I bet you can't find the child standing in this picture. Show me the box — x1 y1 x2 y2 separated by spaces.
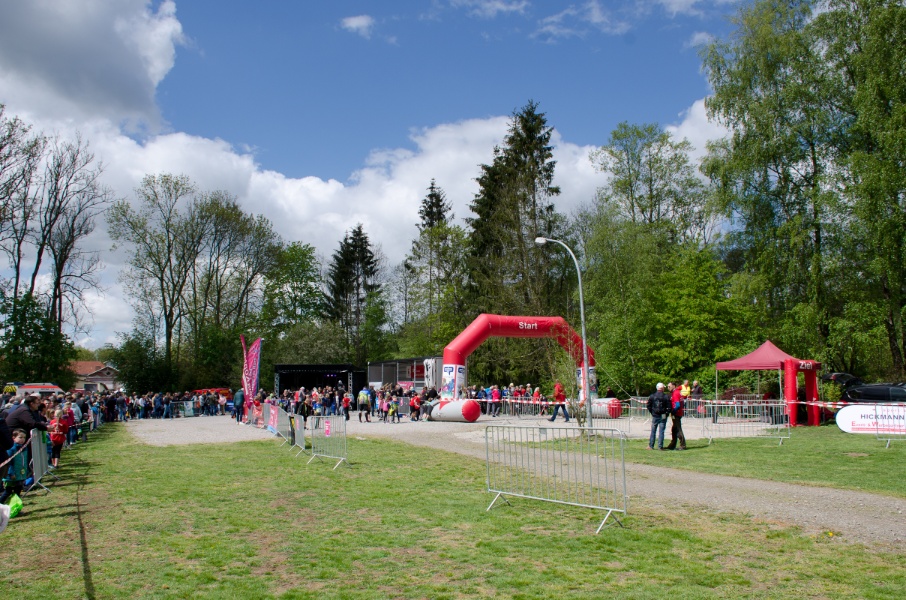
48 410 68 468
380 394 389 423
1 429 29 506
389 395 400 423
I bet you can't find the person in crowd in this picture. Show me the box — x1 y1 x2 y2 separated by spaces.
0 403 13 453
62 402 76 447
379 393 389 423
488 385 501 417
48 410 68 468
357 387 371 423
389 394 400 423
342 391 351 421
5 394 48 434
1 429 29 507
233 387 245 423
647 383 671 450
549 381 569 422
409 393 421 422
368 385 378 418
666 382 687 451
691 380 703 399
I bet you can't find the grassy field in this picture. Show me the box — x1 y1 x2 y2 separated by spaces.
623 424 906 498
2 424 904 599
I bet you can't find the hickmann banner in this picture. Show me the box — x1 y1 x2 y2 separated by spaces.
240 335 262 399
836 404 906 435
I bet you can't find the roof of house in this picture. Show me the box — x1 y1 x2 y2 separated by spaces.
71 361 118 377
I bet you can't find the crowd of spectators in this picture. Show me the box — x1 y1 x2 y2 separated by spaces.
233 380 575 426
1 390 110 516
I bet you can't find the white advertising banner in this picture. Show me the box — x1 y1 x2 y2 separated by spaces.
836 404 906 435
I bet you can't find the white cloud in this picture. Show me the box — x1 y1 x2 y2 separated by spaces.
652 0 741 18
664 98 728 162
0 0 183 129
340 15 376 39
535 1 631 41
685 31 714 48
655 0 704 17
451 0 530 19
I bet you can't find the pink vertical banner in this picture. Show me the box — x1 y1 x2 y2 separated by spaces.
268 406 279 430
240 336 262 400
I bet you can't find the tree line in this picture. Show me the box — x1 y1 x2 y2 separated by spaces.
3 0 904 398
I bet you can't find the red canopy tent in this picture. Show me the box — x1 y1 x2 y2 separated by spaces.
716 340 798 371
715 341 822 426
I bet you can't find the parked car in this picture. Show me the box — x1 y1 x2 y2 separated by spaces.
841 383 906 403
821 372 864 389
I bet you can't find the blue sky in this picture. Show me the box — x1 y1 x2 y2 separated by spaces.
0 0 737 347
160 1 732 180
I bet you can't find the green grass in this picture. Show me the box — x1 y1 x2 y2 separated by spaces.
623 424 906 498
2 424 904 599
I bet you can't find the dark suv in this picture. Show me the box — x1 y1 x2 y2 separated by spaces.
821 372 863 388
841 383 906 403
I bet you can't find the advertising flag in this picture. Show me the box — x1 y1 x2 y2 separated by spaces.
241 335 262 399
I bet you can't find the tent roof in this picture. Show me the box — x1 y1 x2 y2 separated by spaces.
716 340 800 371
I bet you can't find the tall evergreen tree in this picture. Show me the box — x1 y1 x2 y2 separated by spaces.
418 179 452 231
466 100 573 384
395 180 469 356
324 224 382 365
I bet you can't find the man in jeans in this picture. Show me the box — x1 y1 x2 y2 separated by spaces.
647 383 670 450
665 382 687 451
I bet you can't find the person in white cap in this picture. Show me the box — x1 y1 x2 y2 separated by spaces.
646 383 671 450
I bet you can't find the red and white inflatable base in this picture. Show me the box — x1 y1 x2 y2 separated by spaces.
428 399 481 423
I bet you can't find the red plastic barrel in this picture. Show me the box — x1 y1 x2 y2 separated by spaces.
608 398 622 418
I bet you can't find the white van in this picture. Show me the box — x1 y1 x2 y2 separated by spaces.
3 382 65 396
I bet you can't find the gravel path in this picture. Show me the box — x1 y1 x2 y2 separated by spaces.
127 414 906 547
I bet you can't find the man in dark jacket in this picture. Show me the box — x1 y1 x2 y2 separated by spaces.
5 394 48 435
646 383 670 450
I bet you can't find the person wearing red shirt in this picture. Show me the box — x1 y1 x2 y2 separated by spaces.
666 382 686 450
548 381 569 422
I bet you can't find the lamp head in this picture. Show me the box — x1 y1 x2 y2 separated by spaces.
534 236 547 245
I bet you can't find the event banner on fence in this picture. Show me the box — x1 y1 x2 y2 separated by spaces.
240 335 262 399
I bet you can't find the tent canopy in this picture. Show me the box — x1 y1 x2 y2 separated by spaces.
715 340 800 371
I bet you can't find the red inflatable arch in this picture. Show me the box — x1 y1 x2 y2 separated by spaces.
432 314 596 422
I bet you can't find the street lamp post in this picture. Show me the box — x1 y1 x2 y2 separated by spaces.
534 236 592 429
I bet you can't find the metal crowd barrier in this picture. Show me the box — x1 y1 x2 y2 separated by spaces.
26 429 56 494
485 425 628 533
273 405 293 446
628 397 650 423
872 403 906 448
701 400 789 445
175 401 197 417
291 414 308 456
499 397 549 418
308 415 349 469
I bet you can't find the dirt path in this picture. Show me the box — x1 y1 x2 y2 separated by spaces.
127 415 906 547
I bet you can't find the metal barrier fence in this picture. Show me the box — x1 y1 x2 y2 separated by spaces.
308 415 349 469
273 405 293 446
628 397 650 422
499 398 550 418
872 403 906 448
175 401 198 417
291 414 308 456
26 429 55 494
485 425 627 533
701 400 789 445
